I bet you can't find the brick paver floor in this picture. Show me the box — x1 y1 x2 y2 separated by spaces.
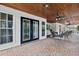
0 33 79 56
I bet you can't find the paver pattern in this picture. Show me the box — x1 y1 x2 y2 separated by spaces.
0 33 79 56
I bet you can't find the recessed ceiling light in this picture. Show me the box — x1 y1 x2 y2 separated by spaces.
45 4 48 8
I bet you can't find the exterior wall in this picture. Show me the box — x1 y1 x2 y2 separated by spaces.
50 23 65 34
0 5 47 50
50 23 56 32
55 23 65 34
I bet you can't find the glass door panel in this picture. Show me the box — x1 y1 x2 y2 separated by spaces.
33 21 39 39
22 19 30 41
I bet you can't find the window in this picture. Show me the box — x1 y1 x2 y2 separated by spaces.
42 22 45 36
47 24 50 30
0 12 13 44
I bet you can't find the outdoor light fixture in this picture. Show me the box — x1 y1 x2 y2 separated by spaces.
45 4 48 8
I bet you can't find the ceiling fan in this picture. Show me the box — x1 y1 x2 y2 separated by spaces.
56 10 65 21
56 10 72 25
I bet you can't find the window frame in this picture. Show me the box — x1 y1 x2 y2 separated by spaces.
42 21 45 36
0 12 13 44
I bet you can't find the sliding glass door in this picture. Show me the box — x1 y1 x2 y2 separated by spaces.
21 17 39 44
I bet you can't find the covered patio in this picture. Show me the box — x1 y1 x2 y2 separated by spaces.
0 4 79 56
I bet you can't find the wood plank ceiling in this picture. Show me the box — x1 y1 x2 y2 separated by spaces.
1 3 79 24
